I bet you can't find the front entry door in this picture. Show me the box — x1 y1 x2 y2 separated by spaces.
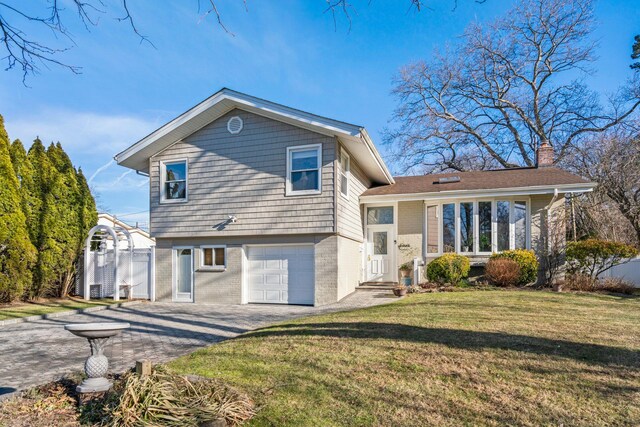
367 225 394 282
174 248 193 302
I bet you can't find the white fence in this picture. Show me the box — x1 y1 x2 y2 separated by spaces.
76 247 155 299
599 257 640 287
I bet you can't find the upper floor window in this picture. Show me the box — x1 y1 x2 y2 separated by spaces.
339 149 350 199
161 160 187 203
286 144 322 196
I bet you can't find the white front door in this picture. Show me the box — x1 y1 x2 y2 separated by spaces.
366 225 395 282
174 248 193 302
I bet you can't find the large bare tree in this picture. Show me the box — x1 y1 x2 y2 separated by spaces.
0 0 423 81
569 127 640 246
386 0 640 173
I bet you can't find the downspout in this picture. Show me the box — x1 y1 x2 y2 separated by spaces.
544 188 560 252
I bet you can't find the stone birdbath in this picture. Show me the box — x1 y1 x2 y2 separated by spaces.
64 322 130 393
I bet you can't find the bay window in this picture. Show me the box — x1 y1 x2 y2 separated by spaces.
442 203 456 253
497 201 510 251
514 201 527 249
459 202 474 253
426 199 529 255
478 201 492 252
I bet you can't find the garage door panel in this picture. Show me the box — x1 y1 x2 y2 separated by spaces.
265 274 281 285
247 245 314 305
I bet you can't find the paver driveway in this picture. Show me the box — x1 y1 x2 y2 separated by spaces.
0 290 394 396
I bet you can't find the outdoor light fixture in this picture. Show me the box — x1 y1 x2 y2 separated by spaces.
228 215 238 223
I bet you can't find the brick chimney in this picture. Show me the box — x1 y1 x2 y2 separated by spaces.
536 141 554 167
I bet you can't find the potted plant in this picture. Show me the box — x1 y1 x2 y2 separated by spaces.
393 284 408 297
399 262 413 286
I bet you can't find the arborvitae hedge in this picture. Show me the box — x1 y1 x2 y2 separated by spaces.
0 116 37 302
0 117 97 302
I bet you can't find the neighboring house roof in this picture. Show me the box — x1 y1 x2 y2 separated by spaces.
98 213 153 240
361 167 595 200
114 88 394 184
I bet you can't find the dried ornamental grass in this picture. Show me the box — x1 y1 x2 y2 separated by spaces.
110 366 254 427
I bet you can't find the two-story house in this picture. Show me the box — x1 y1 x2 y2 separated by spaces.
115 89 594 306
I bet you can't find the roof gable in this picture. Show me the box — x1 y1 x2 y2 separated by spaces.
115 88 393 184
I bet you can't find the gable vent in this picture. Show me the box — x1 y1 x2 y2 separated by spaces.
227 116 243 134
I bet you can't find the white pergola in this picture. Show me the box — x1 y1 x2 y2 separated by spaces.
83 224 135 301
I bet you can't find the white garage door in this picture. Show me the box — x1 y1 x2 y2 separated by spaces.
247 245 314 305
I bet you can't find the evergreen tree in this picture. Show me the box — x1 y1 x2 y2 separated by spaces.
77 168 98 241
10 140 39 237
26 139 57 298
0 116 37 302
46 142 92 296
632 35 640 69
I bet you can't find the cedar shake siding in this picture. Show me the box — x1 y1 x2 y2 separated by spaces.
336 144 371 242
150 109 336 238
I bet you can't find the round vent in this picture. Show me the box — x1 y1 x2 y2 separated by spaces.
227 116 243 134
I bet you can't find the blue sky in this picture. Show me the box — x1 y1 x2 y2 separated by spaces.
1 0 637 228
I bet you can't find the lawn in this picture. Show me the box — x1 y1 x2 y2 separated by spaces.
0 297 122 321
169 291 640 426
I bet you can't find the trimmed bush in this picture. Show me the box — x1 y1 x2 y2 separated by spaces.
485 258 520 287
566 239 638 281
490 249 539 285
426 254 470 285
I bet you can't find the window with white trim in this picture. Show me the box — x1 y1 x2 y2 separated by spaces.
426 199 529 256
339 149 350 199
286 144 322 195
161 160 187 202
200 245 226 270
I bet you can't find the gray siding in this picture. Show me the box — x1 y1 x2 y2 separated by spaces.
150 109 336 238
336 144 371 242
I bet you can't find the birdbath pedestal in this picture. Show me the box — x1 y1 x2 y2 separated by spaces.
64 322 130 393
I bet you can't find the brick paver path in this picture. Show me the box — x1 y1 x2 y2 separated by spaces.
0 290 395 396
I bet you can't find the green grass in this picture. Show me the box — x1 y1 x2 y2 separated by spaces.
0 297 122 321
169 291 640 426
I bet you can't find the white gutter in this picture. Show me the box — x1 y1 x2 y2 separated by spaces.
360 182 595 203
360 129 395 184
544 188 560 252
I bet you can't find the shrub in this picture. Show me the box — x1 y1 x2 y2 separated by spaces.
490 249 539 285
426 254 470 285
565 274 636 295
485 258 521 287
566 239 638 283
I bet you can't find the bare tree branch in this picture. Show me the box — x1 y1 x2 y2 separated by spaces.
1 0 435 82
386 0 640 175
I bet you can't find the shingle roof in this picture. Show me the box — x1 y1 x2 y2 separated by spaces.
361 167 592 197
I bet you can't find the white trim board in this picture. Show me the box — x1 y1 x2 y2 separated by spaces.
360 183 595 203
